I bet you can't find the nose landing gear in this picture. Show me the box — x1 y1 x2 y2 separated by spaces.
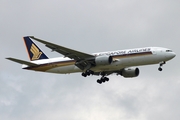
158 61 166 71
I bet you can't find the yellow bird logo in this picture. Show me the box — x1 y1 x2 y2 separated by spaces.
30 44 42 60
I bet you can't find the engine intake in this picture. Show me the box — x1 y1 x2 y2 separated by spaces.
95 55 113 65
121 68 140 78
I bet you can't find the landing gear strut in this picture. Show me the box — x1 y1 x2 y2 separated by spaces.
158 61 166 71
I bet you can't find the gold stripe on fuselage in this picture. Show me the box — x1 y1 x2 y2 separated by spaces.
24 60 75 71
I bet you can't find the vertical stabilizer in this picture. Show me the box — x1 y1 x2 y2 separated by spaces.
23 36 48 61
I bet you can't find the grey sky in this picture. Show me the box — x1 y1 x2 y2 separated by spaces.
1 0 180 120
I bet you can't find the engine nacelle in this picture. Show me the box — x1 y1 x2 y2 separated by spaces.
121 68 140 78
95 55 113 65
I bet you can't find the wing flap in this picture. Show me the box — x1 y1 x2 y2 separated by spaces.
6 57 38 66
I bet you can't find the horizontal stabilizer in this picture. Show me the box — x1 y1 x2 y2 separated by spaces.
6 57 38 66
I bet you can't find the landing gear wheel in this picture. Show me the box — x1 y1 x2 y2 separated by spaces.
86 70 94 76
82 73 87 77
86 72 90 76
96 77 109 84
104 77 109 81
89 70 94 75
97 79 102 84
158 67 162 71
101 78 106 83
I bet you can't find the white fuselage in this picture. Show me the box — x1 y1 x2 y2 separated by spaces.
23 47 176 74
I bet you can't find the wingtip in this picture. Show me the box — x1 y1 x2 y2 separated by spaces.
6 57 17 61
6 57 11 60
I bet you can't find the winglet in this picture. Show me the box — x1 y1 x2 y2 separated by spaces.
23 36 48 61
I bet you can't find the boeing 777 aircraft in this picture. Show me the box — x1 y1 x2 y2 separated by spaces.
7 36 176 84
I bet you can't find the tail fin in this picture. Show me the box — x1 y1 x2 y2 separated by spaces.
23 36 48 61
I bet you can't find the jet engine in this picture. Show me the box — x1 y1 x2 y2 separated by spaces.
121 68 140 78
95 55 113 65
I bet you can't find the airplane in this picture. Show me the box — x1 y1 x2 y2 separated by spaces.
6 36 176 84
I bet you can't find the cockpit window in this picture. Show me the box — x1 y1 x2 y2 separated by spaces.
166 50 173 52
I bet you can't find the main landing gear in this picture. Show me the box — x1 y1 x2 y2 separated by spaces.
158 61 166 71
82 70 110 84
97 77 109 84
96 72 109 84
82 70 94 77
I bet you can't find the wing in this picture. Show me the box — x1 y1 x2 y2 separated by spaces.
30 36 95 70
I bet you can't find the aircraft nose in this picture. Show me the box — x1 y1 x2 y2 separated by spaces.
171 52 176 58
169 52 176 59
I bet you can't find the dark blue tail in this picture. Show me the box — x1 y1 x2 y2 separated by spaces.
23 36 48 61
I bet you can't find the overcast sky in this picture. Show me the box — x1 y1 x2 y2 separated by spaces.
1 0 180 120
